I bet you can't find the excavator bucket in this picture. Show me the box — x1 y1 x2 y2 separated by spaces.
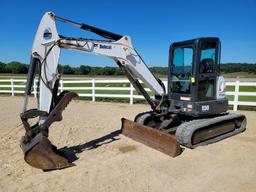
121 118 182 157
20 91 78 171
20 134 74 171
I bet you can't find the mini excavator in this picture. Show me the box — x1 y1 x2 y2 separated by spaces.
20 12 246 171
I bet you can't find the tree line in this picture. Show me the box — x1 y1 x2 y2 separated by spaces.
0 61 256 75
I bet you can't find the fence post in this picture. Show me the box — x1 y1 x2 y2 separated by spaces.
60 80 63 92
233 80 240 111
10 79 14 96
92 79 95 101
33 80 37 98
130 83 133 104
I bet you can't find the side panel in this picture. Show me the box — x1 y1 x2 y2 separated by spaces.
216 76 226 100
169 99 228 117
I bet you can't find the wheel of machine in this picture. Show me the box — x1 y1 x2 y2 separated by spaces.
134 111 161 128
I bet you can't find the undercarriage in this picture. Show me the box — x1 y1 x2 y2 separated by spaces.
131 111 246 149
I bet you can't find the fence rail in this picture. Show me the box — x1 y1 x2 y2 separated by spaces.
0 79 255 111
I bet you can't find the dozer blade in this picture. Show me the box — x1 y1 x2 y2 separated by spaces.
121 118 182 157
20 133 74 171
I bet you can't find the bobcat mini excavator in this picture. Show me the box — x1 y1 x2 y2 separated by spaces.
20 12 246 171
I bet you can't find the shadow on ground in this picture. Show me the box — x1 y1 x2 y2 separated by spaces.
58 129 122 162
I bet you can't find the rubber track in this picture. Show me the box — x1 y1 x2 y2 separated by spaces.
175 113 247 149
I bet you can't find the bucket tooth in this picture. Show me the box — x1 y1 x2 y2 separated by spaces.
121 118 182 157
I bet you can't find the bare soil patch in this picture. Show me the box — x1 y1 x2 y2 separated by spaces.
0 97 255 192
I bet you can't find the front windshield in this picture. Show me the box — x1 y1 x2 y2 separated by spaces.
171 47 193 94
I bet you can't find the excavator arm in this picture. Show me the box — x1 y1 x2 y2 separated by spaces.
20 12 169 171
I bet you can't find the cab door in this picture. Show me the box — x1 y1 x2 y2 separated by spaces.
196 39 220 101
169 44 194 101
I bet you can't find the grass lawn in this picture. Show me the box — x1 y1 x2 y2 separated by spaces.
0 74 255 104
222 72 256 78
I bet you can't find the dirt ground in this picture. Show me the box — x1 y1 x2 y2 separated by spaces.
0 96 255 192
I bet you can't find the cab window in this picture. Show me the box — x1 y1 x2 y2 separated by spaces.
199 42 216 73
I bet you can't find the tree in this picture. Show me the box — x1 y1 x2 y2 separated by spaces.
1 61 256 75
90 67 102 75
150 67 168 76
6 61 28 74
113 68 124 75
0 61 6 73
62 65 75 74
101 67 116 75
59 65 75 74
79 65 91 75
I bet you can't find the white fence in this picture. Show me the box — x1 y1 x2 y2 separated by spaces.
0 79 255 111
226 81 256 111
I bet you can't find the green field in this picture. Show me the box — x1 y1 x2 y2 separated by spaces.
1 72 256 79
1 74 256 105
226 85 256 102
222 72 256 78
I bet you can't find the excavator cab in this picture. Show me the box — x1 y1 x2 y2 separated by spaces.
168 37 228 117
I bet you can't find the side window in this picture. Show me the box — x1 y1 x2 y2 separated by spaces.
199 42 216 73
198 78 215 100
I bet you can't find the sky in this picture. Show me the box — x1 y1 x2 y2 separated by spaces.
0 0 255 67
